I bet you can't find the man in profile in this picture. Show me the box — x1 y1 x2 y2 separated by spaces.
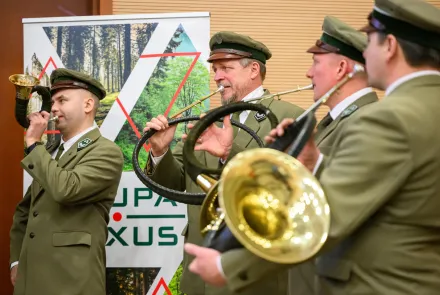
10 68 124 295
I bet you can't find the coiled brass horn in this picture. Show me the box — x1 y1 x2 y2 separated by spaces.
9 74 52 128
132 84 313 205
184 64 365 263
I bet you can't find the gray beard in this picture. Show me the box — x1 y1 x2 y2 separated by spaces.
221 94 237 106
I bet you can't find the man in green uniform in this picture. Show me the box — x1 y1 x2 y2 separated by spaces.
186 0 440 295
289 15 379 295
143 31 304 295
308 15 379 154
9 68 124 295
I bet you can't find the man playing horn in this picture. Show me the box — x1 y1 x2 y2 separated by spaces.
183 16 379 295
242 0 440 294
9 68 124 295
143 31 304 295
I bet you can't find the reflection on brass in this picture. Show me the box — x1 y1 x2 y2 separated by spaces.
195 64 366 264
9 74 40 100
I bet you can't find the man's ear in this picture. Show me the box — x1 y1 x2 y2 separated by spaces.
384 34 399 63
336 58 349 80
250 61 260 80
84 96 94 114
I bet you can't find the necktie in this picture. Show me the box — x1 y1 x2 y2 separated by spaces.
316 113 333 133
55 144 65 161
231 112 241 138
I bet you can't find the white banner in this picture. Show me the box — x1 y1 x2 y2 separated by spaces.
23 12 210 295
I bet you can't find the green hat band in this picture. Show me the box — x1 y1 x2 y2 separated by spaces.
52 76 103 99
321 33 365 64
211 42 267 64
371 10 440 50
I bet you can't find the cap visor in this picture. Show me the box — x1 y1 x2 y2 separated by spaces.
306 45 332 54
359 24 377 33
50 84 82 92
207 52 246 62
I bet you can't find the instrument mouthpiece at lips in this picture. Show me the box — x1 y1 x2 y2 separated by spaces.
353 64 365 73
217 85 225 92
49 116 59 122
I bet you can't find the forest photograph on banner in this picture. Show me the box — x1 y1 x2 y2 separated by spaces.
22 12 210 295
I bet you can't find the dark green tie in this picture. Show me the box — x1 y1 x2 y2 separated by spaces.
231 112 241 138
316 113 333 133
55 144 65 161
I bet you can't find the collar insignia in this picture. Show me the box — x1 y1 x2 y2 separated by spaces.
78 138 92 150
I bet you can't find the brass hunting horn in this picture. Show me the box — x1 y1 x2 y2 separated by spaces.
132 84 313 205
183 64 365 263
9 74 53 128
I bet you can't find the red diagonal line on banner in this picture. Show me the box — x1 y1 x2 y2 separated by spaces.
115 97 148 152
38 56 57 80
140 52 200 58
116 52 201 152
163 52 201 117
152 277 172 295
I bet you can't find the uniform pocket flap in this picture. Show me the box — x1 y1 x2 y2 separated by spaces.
316 256 352 281
53 232 92 247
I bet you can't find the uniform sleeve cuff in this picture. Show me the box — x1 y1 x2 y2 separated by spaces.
10 261 19 269
216 255 226 279
312 153 324 175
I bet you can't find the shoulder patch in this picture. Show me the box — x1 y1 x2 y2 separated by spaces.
77 138 93 150
254 111 267 122
341 105 359 118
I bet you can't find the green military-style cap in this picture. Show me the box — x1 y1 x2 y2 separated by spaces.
308 16 367 64
50 68 107 100
208 31 272 64
360 0 440 50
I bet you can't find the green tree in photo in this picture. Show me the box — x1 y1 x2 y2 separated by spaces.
117 56 209 171
165 264 187 295
106 267 160 295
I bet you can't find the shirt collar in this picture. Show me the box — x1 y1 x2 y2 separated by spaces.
241 86 265 103
330 87 374 120
60 125 97 153
385 70 440 96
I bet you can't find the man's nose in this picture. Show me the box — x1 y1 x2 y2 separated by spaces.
214 71 224 82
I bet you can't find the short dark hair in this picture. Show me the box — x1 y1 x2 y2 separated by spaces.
377 33 440 68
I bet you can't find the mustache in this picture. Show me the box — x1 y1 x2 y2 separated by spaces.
217 83 231 88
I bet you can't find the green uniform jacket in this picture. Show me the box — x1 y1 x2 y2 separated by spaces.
10 128 124 295
219 74 440 295
288 90 378 295
314 91 379 154
146 92 304 295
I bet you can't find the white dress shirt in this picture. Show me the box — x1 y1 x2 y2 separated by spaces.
51 125 97 159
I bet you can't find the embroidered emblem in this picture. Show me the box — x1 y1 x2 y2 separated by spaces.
254 112 267 122
341 105 359 118
77 138 92 150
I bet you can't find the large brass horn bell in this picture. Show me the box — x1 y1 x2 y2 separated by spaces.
9 74 40 99
200 148 329 263
190 64 365 263
9 74 52 129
